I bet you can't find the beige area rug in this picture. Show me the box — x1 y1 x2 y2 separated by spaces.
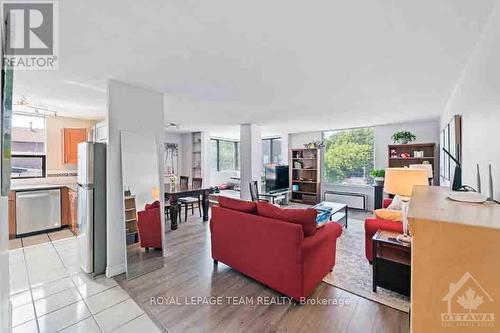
322 219 410 313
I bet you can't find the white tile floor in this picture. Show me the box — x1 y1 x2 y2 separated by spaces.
9 236 162 332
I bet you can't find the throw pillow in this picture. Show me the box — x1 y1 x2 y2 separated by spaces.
256 201 317 236
374 208 403 222
387 195 403 210
217 196 257 214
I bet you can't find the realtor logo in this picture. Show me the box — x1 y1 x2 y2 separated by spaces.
1 1 59 69
441 272 495 328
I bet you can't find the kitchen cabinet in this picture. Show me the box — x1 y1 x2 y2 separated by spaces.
63 128 87 164
8 191 16 239
68 188 78 234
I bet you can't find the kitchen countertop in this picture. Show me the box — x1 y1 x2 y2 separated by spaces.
11 184 78 192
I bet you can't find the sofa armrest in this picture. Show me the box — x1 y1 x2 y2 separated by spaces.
383 198 393 208
300 222 342 297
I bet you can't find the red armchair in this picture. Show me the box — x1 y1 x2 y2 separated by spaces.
210 198 342 300
364 198 403 262
137 201 163 249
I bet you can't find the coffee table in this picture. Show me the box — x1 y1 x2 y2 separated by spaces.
372 230 411 296
313 201 348 228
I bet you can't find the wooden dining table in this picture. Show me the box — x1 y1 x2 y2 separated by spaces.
165 184 211 230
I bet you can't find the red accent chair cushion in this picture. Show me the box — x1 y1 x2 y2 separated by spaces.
145 200 160 210
256 201 317 236
210 205 342 300
364 198 403 262
137 205 162 249
218 195 257 214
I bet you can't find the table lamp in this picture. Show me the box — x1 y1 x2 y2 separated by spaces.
409 164 433 185
384 168 429 243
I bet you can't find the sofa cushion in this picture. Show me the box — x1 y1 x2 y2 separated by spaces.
374 208 402 222
145 201 160 210
218 196 257 214
256 201 317 236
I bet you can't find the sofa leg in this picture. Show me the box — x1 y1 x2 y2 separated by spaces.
213 259 218 265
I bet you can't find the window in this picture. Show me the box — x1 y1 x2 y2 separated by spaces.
11 114 47 179
211 138 239 172
323 127 374 185
262 137 282 166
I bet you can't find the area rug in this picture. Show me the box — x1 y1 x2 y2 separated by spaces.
322 219 410 313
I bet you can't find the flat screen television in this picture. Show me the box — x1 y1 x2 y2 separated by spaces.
265 164 289 193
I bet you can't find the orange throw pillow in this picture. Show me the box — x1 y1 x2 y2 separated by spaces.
374 209 403 222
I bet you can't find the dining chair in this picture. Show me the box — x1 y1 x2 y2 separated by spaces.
249 181 275 203
179 177 203 221
179 176 189 188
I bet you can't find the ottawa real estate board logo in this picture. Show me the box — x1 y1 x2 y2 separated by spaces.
2 1 59 69
441 272 495 328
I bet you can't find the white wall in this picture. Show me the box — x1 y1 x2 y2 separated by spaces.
0 197 9 333
164 131 183 178
180 133 192 178
374 119 440 169
240 124 262 199
441 0 500 199
106 80 165 277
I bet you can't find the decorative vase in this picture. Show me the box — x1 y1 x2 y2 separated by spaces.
374 177 385 186
400 139 409 144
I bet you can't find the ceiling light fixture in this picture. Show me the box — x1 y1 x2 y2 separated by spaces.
165 122 180 130
14 97 58 117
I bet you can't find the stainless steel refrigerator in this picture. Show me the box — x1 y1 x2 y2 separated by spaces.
77 142 106 276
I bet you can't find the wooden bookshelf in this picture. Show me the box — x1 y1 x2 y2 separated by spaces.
388 143 438 185
289 148 320 204
124 195 138 245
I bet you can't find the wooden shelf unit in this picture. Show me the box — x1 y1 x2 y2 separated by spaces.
388 143 438 185
289 148 321 204
124 195 138 245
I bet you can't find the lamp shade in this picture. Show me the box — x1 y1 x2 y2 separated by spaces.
384 168 429 197
409 164 433 179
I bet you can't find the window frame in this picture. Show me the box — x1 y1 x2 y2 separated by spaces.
262 137 281 165
321 127 375 187
211 138 239 172
11 154 47 179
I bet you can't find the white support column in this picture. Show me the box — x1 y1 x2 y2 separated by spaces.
279 133 289 164
240 124 262 200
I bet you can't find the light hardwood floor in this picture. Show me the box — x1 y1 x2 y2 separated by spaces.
116 210 409 333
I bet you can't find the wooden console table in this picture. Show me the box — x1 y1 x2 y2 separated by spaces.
408 186 500 333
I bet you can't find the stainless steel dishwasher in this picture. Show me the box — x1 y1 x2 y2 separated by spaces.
16 189 62 235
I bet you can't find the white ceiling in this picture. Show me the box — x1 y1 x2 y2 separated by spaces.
13 0 496 134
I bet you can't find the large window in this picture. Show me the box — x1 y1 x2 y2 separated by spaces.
211 139 239 172
262 137 282 165
11 114 46 179
323 127 374 185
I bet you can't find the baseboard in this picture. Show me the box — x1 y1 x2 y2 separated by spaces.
106 263 126 277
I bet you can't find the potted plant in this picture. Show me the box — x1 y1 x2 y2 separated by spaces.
370 169 385 186
391 131 416 144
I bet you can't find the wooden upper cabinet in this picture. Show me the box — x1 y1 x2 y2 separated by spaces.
63 128 87 164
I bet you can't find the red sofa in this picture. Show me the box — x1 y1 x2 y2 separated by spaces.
210 197 342 301
137 201 163 249
364 198 403 262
